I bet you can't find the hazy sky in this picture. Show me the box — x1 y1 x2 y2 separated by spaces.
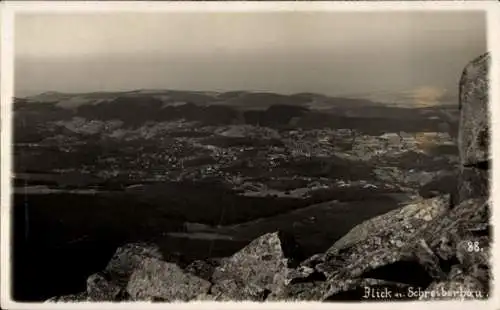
15 11 486 100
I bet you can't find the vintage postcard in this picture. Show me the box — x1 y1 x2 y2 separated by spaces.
1 1 499 310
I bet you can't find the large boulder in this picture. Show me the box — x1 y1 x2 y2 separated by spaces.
279 194 489 301
458 52 490 166
328 195 450 255
457 52 490 203
312 196 450 300
103 242 163 287
126 257 211 301
210 230 303 301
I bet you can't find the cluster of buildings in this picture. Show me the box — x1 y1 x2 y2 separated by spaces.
24 119 456 189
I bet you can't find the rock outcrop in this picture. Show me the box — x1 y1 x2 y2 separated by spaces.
210 230 303 301
46 53 491 302
424 52 491 299
104 242 164 288
457 52 490 203
126 257 212 301
458 53 490 167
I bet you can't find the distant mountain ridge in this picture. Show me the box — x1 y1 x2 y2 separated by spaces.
17 88 457 110
19 89 380 103
13 88 460 144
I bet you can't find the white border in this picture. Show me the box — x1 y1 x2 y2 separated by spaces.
1 2 499 310
1 3 15 310
1 0 500 12
489 4 500 310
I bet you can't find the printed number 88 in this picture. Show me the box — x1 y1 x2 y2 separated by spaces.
467 241 482 252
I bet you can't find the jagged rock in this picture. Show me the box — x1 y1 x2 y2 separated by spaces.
313 196 489 301
126 257 211 301
329 195 450 255
86 272 123 301
317 195 450 279
104 242 163 287
458 52 490 167
210 230 303 301
415 197 490 293
457 52 490 203
273 196 449 300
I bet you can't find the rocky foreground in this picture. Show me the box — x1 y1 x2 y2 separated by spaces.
47 53 491 302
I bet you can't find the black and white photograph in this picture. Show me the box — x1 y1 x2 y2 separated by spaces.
1 2 498 307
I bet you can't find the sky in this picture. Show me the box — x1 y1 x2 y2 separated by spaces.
14 11 487 104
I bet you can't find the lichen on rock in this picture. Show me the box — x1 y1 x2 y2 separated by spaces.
458 52 490 167
210 230 303 301
104 242 164 287
126 257 211 301
457 52 491 203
